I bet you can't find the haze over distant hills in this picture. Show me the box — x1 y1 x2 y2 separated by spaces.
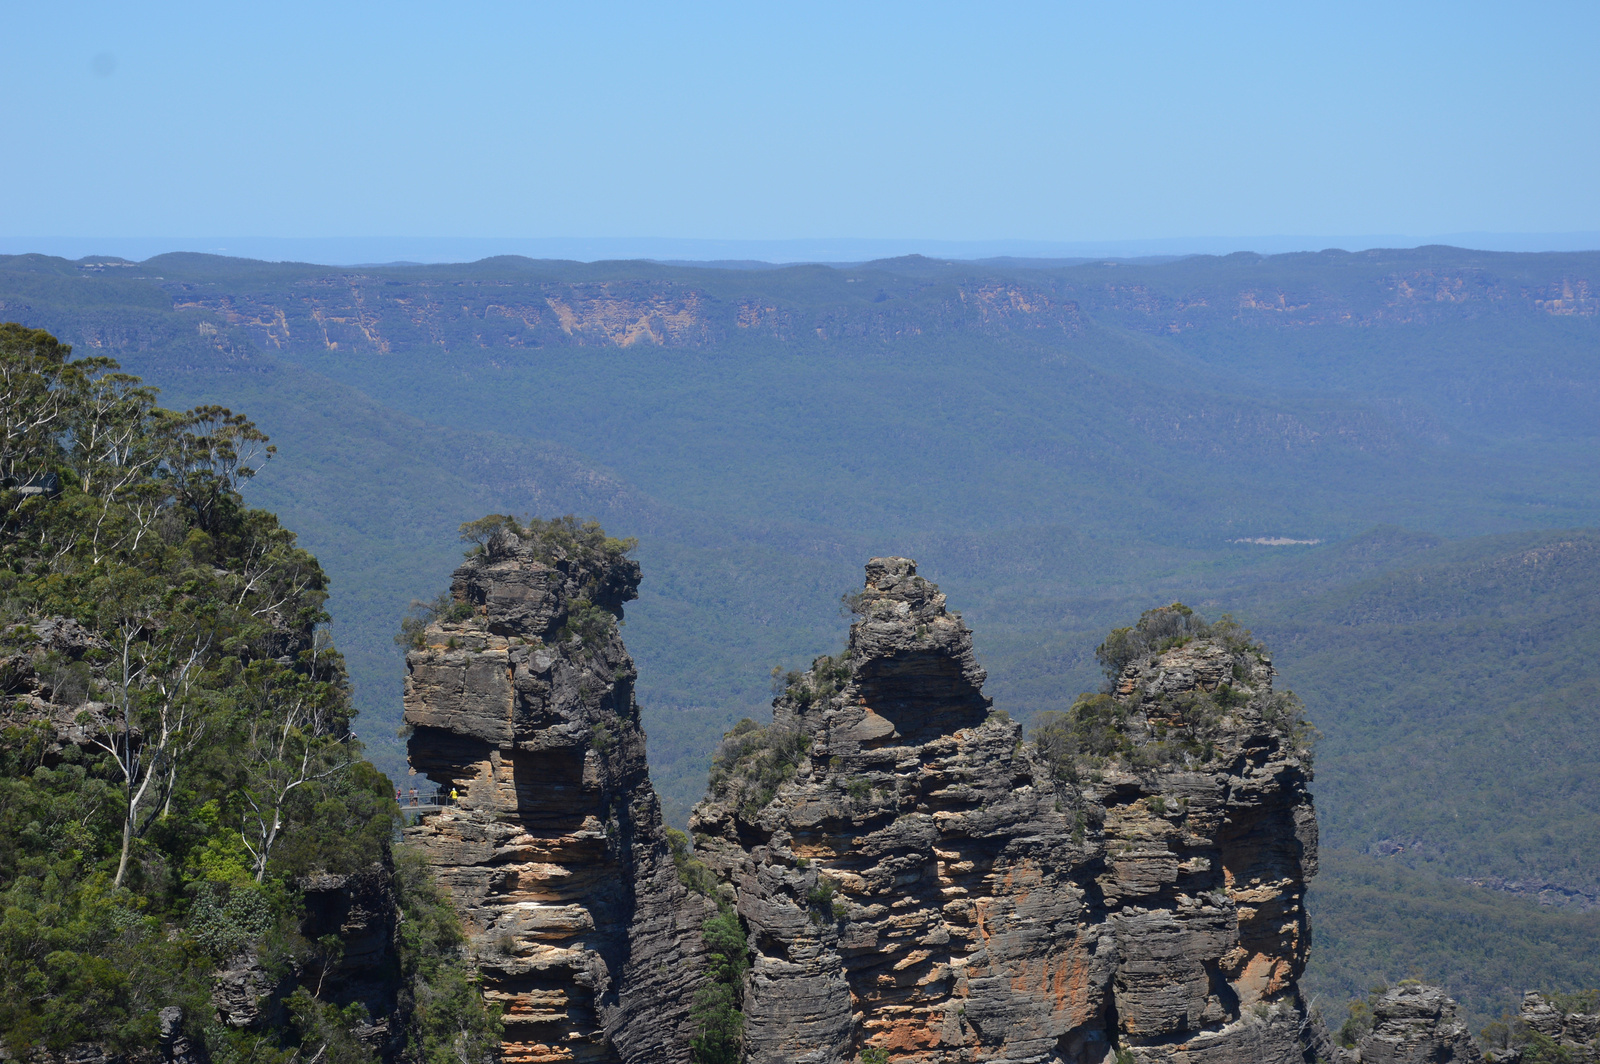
2 244 1598 1022
5 231 1599 266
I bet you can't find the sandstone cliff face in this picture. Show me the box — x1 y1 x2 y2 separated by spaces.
689 558 1320 1064
402 528 710 1064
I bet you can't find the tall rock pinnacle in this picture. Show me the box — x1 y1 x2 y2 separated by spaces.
402 522 711 1064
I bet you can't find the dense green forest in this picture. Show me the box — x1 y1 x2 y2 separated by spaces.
3 247 1598 1025
0 325 498 1062
1308 848 1600 1031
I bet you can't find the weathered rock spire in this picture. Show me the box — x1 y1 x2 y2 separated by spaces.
403 522 711 1064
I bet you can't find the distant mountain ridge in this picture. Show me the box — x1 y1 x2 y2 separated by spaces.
9 246 1593 355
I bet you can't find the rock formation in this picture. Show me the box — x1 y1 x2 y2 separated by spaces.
1336 984 1483 1064
689 558 1321 1064
1475 991 1600 1064
402 523 711 1064
210 865 403 1054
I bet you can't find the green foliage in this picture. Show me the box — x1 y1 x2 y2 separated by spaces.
1477 1010 1582 1064
290 992 377 1064
1544 990 1600 1016
391 845 503 1064
691 909 749 1064
806 875 846 924
1258 691 1318 765
1520 1032 1578 1064
460 512 637 567
1095 604 1261 683
395 590 474 648
1030 693 1135 781
1335 997 1375 1047
860 1048 891 1064
0 327 498 1060
187 880 276 959
1033 607 1306 781
0 864 204 1054
560 597 615 646
776 651 852 708
264 760 397 881
707 718 812 820
666 828 721 897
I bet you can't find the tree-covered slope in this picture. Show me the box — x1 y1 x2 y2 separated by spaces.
1254 529 1600 897
0 325 497 1064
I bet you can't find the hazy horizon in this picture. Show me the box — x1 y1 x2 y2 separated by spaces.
7 230 1600 268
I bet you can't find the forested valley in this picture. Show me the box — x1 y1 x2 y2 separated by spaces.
3 246 1599 1034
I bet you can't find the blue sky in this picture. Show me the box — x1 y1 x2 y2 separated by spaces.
2 1 1597 258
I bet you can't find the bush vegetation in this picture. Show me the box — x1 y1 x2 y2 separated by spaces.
690 908 749 1064
706 718 811 821
1032 605 1312 782
1095 604 1261 684
458 513 636 568
395 591 475 649
805 875 848 924
0 325 497 1062
773 650 851 708
665 827 720 897
559 597 616 646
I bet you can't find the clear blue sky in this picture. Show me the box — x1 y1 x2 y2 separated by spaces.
3 1 1597 253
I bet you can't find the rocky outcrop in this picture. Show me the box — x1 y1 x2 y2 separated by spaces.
689 558 1321 1064
211 952 292 1030
1479 991 1600 1063
299 867 404 1053
1338 984 1482 1064
207 866 402 1045
157 1008 205 1064
402 524 711 1064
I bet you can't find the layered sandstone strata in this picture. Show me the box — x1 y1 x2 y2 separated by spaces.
402 528 710 1064
690 558 1321 1064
